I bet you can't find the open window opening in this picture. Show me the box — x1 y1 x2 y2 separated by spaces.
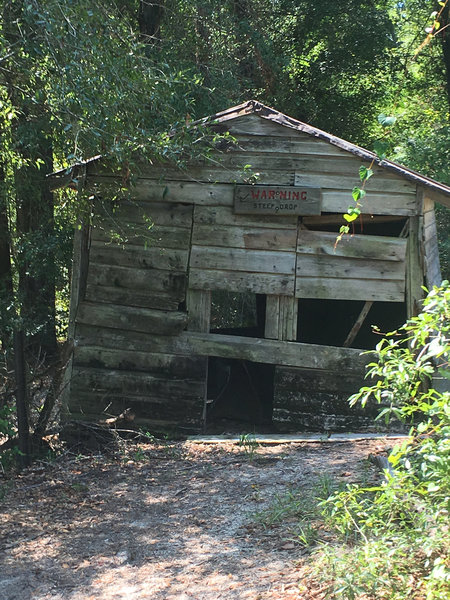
297 299 407 349
210 290 266 338
302 214 408 237
206 357 275 429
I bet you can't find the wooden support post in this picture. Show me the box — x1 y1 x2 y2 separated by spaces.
265 295 297 340
406 212 424 318
343 301 373 347
186 289 211 332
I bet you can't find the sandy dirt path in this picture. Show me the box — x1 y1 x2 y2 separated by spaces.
0 438 390 600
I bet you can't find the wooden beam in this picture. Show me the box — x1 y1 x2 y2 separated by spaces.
186 289 211 332
343 301 374 347
406 203 425 318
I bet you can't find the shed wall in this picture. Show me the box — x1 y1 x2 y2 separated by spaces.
67 113 427 432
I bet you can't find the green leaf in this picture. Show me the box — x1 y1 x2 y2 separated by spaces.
359 166 373 182
339 225 350 234
378 114 397 127
352 187 366 202
344 213 358 223
373 140 390 159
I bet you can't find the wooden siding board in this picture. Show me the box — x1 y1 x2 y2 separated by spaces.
190 246 295 274
74 345 205 378
84 285 181 311
71 366 204 398
76 301 188 336
91 223 192 250
296 254 405 280
423 196 442 288
296 230 407 262
89 243 189 271
296 277 404 302
193 205 298 229
191 224 298 251
86 263 187 295
189 269 295 295
94 200 194 227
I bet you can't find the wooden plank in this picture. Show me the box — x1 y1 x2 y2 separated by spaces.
319 191 416 216
91 223 192 250
84 285 182 311
281 296 298 341
194 205 298 229
189 269 295 296
186 289 211 332
89 169 414 195
87 177 234 206
303 215 406 228
74 345 206 378
231 134 350 156
190 246 295 274
191 224 297 251
406 208 424 318
265 296 280 339
295 171 415 194
422 200 442 288
296 254 405 281
89 242 189 271
73 325 369 372
297 230 407 262
180 332 368 372
71 366 205 397
94 200 193 227
343 301 374 347
219 114 294 137
69 392 204 427
220 152 370 174
295 276 404 302
86 263 187 295
76 301 188 335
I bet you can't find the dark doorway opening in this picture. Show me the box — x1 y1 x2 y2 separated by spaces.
205 357 275 431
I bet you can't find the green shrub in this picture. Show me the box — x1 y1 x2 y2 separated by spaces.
316 283 450 599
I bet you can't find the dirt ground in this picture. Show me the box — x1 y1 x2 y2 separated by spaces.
0 437 392 600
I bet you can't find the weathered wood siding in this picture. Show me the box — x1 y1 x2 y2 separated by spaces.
69 200 207 430
67 111 426 431
423 194 442 288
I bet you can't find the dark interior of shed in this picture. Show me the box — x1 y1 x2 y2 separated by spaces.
296 299 407 349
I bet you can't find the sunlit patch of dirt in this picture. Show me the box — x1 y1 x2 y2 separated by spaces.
0 438 390 600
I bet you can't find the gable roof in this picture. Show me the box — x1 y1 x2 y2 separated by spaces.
202 100 450 205
50 99 450 206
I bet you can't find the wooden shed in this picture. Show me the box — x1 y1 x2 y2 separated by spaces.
54 100 450 433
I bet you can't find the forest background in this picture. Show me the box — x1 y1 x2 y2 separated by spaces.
0 0 449 447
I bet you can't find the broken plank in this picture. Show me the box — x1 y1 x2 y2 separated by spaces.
343 301 374 347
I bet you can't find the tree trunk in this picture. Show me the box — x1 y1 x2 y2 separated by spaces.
13 329 31 468
440 5 450 109
0 163 14 352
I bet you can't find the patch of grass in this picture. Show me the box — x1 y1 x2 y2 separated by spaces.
238 433 260 460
